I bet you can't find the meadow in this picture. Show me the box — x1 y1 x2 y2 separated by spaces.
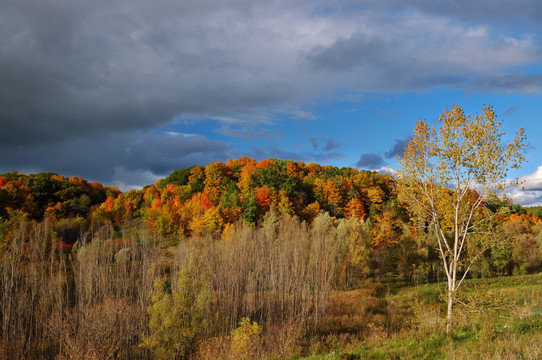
298 273 542 360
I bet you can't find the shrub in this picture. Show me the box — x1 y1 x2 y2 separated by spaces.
141 255 212 360
230 318 264 360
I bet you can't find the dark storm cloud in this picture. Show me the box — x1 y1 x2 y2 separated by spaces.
2 0 538 148
302 1 541 93
0 0 311 149
384 138 410 159
475 73 542 93
305 30 540 93
1 0 542 188
356 152 385 169
307 32 388 71
122 133 235 175
0 131 235 189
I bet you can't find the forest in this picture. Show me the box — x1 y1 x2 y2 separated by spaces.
1 158 542 359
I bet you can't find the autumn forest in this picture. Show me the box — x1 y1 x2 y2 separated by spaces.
1 157 542 359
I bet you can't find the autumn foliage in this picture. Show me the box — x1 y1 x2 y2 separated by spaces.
0 171 115 222
87 158 395 237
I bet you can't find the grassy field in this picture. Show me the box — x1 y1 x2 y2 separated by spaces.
295 273 542 360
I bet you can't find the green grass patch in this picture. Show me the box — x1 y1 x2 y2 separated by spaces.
512 315 542 334
293 272 542 360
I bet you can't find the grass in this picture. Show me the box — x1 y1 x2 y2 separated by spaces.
293 273 542 360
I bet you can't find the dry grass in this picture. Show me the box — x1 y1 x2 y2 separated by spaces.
0 219 161 359
1 213 342 359
2 216 541 360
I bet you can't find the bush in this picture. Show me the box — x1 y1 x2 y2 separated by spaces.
230 318 264 360
141 255 212 360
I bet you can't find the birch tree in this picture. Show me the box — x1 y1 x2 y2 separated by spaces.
397 105 527 335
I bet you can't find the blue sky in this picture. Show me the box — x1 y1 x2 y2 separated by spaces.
1 0 542 204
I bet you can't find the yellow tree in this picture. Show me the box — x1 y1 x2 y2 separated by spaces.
397 105 526 335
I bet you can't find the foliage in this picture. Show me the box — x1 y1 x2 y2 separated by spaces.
121 159 395 235
397 104 527 334
141 254 212 359
158 166 195 188
2 157 541 285
230 318 264 360
0 171 114 221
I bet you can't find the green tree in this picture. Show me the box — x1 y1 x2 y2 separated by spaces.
397 105 526 335
141 255 212 359
221 183 241 209
28 173 62 216
242 192 258 226
159 166 195 188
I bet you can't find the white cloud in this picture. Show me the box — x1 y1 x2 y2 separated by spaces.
165 131 197 138
506 188 542 207
519 165 542 190
375 166 398 177
503 165 542 206
289 111 316 120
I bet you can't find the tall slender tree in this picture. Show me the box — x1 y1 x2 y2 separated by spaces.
397 105 527 335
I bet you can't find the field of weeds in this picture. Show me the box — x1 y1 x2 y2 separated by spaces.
297 273 542 360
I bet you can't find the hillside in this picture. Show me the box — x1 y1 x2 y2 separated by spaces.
1 158 542 359
92 157 396 235
0 171 118 220
2 158 542 280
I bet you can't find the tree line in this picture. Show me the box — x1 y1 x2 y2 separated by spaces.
1 156 541 284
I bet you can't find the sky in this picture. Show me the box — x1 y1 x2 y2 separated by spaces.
2 0 542 205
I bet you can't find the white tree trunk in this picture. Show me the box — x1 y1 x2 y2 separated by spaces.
446 277 454 335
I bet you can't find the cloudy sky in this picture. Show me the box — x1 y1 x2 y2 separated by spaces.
2 0 542 204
